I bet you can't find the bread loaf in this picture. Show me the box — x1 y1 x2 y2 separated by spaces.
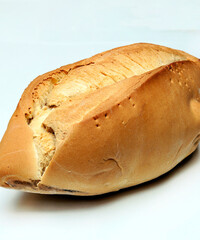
0 43 200 195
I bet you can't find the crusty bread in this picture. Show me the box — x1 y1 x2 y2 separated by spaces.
0 43 200 195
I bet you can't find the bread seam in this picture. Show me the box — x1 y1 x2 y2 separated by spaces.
26 61 97 178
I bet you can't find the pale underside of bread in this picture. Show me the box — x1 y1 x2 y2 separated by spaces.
0 43 200 195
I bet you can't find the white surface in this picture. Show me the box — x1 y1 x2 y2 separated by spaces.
0 0 200 239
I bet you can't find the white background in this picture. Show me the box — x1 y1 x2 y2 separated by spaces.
0 0 200 239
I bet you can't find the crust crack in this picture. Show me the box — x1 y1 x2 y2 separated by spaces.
26 61 96 178
103 158 123 175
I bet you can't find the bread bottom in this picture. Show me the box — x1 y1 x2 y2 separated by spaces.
2 146 197 196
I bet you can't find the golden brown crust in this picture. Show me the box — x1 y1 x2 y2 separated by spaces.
0 43 200 195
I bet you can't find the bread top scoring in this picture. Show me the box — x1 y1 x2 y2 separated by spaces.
23 43 197 178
